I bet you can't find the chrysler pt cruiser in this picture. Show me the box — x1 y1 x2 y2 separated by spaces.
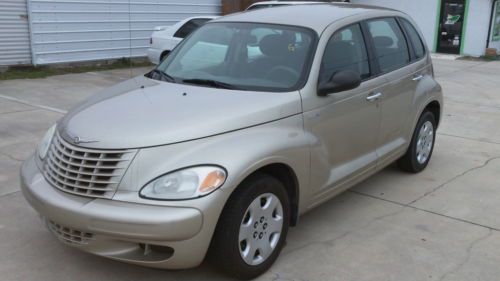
21 4 443 280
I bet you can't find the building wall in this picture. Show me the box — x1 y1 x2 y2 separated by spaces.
0 0 32 66
28 0 221 65
352 0 495 57
462 0 493 56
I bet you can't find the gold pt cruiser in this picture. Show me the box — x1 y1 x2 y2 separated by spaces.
21 3 443 280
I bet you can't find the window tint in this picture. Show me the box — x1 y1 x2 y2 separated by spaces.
319 24 370 84
174 19 211 39
400 19 426 60
366 18 410 73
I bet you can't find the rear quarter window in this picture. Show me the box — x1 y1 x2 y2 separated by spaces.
400 18 426 60
366 18 410 73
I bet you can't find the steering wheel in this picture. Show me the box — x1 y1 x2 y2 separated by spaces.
266 66 300 83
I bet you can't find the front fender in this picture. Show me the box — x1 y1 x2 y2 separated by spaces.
115 114 312 210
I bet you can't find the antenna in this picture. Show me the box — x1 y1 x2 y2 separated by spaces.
128 0 132 78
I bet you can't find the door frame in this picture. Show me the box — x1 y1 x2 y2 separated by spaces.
433 0 470 54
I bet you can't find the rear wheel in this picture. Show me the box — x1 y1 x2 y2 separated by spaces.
398 111 437 173
208 173 290 280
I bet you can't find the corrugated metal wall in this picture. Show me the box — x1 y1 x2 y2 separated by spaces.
0 0 32 66
29 0 222 65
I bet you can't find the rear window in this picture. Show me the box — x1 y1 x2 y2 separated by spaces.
174 18 211 39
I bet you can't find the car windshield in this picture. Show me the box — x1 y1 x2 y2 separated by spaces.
156 22 316 92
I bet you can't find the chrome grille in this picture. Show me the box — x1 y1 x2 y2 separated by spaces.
44 132 136 198
47 220 94 246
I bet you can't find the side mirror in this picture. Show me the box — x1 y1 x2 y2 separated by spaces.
317 70 362 96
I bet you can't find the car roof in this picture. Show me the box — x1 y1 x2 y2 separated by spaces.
247 1 328 8
214 3 398 33
181 15 219 22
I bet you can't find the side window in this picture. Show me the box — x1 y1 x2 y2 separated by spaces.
319 24 370 84
174 19 210 39
400 19 426 60
366 18 410 73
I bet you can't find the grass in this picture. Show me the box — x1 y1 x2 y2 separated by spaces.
0 58 153 81
457 55 500 62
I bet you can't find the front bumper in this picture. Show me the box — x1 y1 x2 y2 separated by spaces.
20 156 225 269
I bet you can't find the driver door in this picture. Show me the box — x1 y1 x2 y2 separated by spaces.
304 23 384 205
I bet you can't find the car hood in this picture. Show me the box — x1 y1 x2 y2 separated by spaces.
58 75 302 149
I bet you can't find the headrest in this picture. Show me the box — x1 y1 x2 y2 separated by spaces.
259 34 292 57
373 36 394 48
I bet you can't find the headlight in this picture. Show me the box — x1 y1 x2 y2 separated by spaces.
139 166 227 200
38 125 56 159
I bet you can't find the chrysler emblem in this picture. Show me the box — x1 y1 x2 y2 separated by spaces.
72 135 98 144
64 130 98 145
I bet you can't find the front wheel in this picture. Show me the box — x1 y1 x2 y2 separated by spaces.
208 173 290 280
398 111 437 173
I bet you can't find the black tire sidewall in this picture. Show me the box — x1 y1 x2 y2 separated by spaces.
209 173 290 280
408 111 437 172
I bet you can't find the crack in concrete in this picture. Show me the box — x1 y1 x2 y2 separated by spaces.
0 151 24 162
438 229 492 281
283 206 405 257
438 132 500 146
0 108 38 116
0 190 21 198
0 94 67 114
350 190 500 232
271 272 308 281
444 98 500 112
408 156 500 206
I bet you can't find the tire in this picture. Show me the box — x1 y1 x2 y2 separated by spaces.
208 173 290 280
398 111 437 173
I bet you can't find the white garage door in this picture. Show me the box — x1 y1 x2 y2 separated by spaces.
29 0 221 65
0 0 32 66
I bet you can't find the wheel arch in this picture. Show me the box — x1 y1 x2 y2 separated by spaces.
424 100 441 127
229 162 301 227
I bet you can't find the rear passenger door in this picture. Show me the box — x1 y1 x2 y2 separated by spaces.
363 17 418 166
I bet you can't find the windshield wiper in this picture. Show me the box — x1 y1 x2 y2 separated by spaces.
147 69 176 82
182 78 239 90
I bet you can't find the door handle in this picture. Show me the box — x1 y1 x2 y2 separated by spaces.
412 74 424 81
366 92 382 102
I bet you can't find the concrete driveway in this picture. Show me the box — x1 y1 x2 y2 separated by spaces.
1 59 500 281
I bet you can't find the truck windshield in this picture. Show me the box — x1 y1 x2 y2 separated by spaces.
156 22 316 92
